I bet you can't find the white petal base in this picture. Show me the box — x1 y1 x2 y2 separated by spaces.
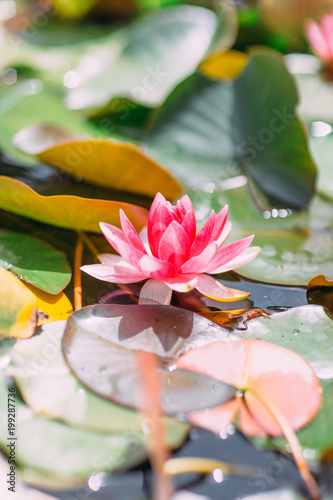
195 274 250 302
138 279 173 305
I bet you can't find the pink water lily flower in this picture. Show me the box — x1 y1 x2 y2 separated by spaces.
306 11 333 67
81 193 260 305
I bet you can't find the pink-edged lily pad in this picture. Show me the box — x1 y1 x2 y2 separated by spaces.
177 339 322 437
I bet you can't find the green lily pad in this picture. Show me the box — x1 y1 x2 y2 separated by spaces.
287 54 333 124
233 49 316 209
146 72 237 186
234 304 333 380
0 230 71 294
66 5 220 111
0 373 187 487
8 321 143 432
0 81 98 164
310 133 333 201
147 49 316 209
0 372 147 482
296 379 333 453
190 182 333 286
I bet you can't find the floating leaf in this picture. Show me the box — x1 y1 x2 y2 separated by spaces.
13 125 183 199
199 308 269 328
307 275 333 309
296 379 333 453
258 379 333 457
62 305 237 415
0 268 37 339
234 304 333 380
307 274 333 289
0 83 98 164
0 230 71 294
190 183 333 286
310 133 333 202
147 49 316 208
0 373 147 483
23 283 73 324
8 321 186 435
0 176 148 233
176 339 322 498
232 49 316 209
61 303 234 359
177 339 321 437
146 71 236 186
66 6 220 111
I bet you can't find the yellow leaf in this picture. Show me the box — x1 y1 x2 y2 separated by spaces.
0 268 37 339
23 283 73 325
13 125 183 200
199 50 248 81
0 176 148 233
199 308 269 327
307 274 333 290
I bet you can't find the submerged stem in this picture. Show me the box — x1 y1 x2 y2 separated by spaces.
248 389 320 500
74 234 83 311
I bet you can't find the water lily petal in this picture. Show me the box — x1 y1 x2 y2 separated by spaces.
164 274 198 292
211 205 228 242
306 19 331 63
321 14 333 62
177 194 196 244
209 246 261 274
195 274 250 302
119 209 146 253
81 263 146 283
138 279 172 305
137 254 177 280
206 235 254 273
98 254 133 266
158 220 190 269
189 210 216 258
100 222 145 268
139 226 153 256
180 242 218 274
148 194 175 257
217 220 232 247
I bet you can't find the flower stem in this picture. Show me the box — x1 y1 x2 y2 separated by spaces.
80 232 100 262
137 351 173 500
74 234 84 311
248 389 320 500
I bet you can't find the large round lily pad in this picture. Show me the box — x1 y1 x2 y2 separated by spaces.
190 183 333 286
62 304 237 414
